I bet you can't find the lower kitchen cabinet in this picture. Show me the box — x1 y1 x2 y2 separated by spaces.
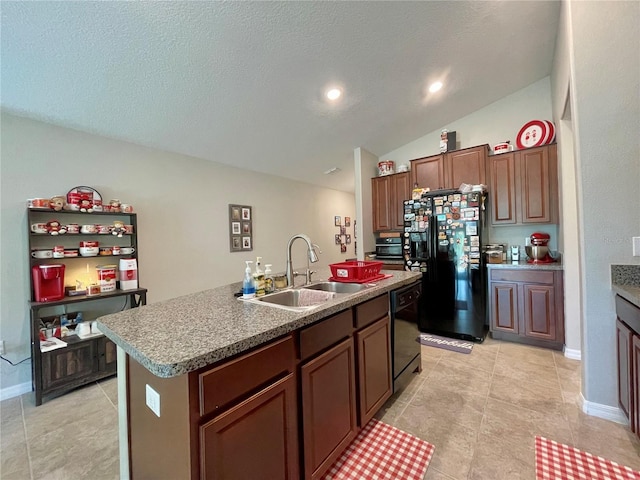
301 337 357 480
355 315 392 427
615 294 640 438
200 373 299 480
489 268 564 350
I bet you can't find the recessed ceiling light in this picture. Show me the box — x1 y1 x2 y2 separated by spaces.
326 88 342 101
429 82 443 93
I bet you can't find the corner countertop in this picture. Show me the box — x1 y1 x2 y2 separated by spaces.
97 267 421 379
486 260 563 271
611 264 640 308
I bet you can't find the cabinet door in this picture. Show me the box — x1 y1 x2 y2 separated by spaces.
410 154 445 191
200 373 299 480
42 340 97 390
633 335 640 436
372 176 392 232
489 152 517 225
522 284 557 341
301 337 357 480
617 319 634 430
98 337 117 374
446 145 487 189
355 316 392 426
391 172 411 230
520 146 555 223
490 282 519 334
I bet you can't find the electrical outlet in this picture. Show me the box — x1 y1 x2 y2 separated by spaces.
145 384 161 417
0 340 4 356
633 237 640 257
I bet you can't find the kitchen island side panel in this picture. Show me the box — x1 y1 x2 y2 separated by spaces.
128 355 193 479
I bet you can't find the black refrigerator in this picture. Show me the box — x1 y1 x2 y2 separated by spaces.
403 189 487 342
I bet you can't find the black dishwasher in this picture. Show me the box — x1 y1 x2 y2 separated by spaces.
390 281 422 392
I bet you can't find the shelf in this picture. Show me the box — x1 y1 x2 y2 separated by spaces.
30 254 137 263
30 288 147 309
28 209 137 217
30 233 133 236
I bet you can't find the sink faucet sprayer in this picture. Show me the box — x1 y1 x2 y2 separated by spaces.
286 234 320 288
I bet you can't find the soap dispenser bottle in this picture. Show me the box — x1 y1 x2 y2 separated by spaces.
242 261 255 299
264 264 274 294
254 257 265 297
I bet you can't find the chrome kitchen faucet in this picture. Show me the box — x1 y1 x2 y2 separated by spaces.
286 234 319 288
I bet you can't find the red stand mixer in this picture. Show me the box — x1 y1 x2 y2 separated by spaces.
526 232 554 264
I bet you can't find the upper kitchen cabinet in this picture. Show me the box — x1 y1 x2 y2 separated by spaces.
410 154 446 191
446 145 488 189
488 144 558 226
410 145 489 191
372 172 411 232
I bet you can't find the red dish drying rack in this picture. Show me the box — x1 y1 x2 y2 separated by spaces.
328 261 385 283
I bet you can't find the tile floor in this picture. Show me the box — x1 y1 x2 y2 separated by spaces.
1 338 639 479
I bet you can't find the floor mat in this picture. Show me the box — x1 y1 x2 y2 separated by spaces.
322 418 435 480
417 333 473 354
535 436 640 480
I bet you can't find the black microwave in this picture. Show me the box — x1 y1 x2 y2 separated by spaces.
375 237 403 259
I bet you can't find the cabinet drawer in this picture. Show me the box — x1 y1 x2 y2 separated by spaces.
299 310 353 362
616 295 640 333
199 335 295 417
354 294 389 329
490 269 554 284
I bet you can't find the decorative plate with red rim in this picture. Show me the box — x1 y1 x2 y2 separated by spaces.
543 120 556 144
516 120 548 149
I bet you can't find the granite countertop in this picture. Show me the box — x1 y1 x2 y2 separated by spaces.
97 267 421 378
611 264 640 308
486 260 563 271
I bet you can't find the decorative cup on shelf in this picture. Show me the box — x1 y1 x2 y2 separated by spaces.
30 223 48 234
31 249 53 259
120 204 134 213
53 246 65 258
80 224 97 234
120 247 135 255
124 225 134 234
66 224 80 234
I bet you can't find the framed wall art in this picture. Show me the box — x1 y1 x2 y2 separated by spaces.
230 204 253 252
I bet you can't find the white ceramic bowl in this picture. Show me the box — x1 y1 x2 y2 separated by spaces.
79 247 99 257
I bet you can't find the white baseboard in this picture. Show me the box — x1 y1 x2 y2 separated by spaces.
563 346 581 360
0 381 31 401
579 393 628 425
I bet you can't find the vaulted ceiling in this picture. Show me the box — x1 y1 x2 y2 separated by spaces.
1 1 560 192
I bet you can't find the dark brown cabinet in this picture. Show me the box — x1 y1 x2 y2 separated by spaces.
410 145 488 192
489 268 564 350
617 318 634 431
355 316 392 426
301 337 357 480
372 172 411 232
615 294 640 439
447 146 487 189
488 144 558 226
200 373 299 480
410 154 446 191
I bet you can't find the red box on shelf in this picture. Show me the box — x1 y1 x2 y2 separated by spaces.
329 261 383 283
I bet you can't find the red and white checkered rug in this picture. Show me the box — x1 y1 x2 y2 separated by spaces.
321 418 435 480
535 436 640 480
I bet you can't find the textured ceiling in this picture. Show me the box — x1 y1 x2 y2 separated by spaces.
1 1 560 193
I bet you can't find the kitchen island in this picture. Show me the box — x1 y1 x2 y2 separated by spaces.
98 267 421 480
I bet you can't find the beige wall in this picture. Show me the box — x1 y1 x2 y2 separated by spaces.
552 0 640 414
0 112 356 392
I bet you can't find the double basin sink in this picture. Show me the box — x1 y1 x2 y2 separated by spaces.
243 282 369 312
